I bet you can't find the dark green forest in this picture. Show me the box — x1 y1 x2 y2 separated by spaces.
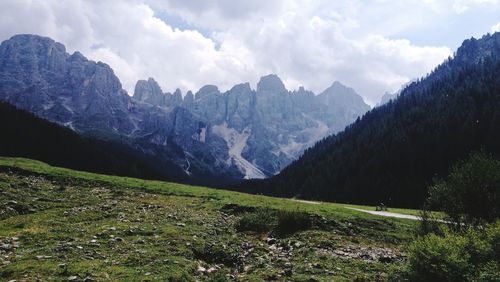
0 101 184 181
240 33 500 208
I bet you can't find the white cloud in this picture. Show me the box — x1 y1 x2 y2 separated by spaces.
2 0 497 105
492 22 500 33
208 4 451 104
0 0 250 95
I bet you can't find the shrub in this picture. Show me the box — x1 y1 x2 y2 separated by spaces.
406 232 469 281
235 208 313 236
396 221 500 281
415 209 445 237
235 208 277 233
427 150 500 227
274 210 312 236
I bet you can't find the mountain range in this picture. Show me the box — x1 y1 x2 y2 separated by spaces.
0 34 370 185
242 32 500 208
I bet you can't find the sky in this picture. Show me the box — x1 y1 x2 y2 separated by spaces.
0 0 499 105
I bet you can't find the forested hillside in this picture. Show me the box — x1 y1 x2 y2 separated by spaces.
241 33 500 208
0 102 185 181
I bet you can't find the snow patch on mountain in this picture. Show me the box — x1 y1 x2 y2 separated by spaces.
212 122 266 179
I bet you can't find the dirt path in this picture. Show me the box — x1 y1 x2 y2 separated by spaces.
291 199 422 220
292 199 321 205
345 207 421 220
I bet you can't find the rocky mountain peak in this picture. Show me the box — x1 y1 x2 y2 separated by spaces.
0 34 131 134
454 32 500 65
319 81 367 105
195 85 220 100
0 34 69 77
68 51 86 62
183 90 195 109
170 88 183 106
133 77 165 106
257 74 286 93
321 81 356 97
229 82 252 94
185 90 194 100
7 34 66 53
317 81 370 122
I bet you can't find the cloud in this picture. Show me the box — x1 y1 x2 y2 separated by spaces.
211 10 451 104
2 0 497 105
146 0 286 29
0 0 250 95
492 22 500 33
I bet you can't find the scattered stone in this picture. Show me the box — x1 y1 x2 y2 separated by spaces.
266 237 277 245
197 265 206 273
206 267 217 274
1 243 12 251
313 262 322 269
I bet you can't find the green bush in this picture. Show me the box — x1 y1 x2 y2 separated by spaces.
235 208 277 233
396 221 500 281
235 208 313 236
415 209 445 237
274 210 312 236
427 150 500 227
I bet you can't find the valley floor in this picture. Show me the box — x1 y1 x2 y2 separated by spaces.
0 157 419 281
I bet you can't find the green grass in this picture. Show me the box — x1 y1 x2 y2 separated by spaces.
0 157 426 220
0 157 421 281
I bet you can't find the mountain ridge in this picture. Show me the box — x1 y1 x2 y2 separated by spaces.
0 33 370 185
239 32 500 208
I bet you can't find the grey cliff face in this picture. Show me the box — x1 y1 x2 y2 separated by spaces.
0 34 133 135
0 34 371 183
131 73 371 178
133 78 165 106
0 34 240 183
